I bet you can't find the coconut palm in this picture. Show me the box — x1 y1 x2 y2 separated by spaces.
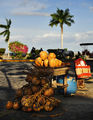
49 8 74 49
0 18 12 57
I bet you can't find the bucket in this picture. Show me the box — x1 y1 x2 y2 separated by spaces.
54 75 77 95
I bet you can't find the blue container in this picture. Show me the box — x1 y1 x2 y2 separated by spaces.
55 75 77 95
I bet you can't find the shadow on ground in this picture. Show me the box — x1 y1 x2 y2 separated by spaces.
0 62 93 120
0 92 93 120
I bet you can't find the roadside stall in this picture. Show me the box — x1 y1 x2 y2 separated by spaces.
5 50 92 114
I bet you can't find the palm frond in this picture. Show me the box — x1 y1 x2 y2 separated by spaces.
65 21 71 26
6 18 11 29
50 14 59 21
4 30 8 37
65 8 70 14
68 15 74 18
57 8 63 16
5 31 10 42
8 19 12 26
63 9 70 19
0 24 7 28
67 18 75 23
0 30 6 35
49 20 59 27
6 18 9 25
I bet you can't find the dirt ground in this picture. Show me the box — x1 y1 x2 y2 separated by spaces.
0 62 93 120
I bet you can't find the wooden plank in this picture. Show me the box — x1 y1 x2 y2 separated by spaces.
52 80 68 88
64 76 67 95
53 67 69 76
55 84 68 89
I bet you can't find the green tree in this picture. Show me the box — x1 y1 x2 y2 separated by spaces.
0 18 12 57
49 8 74 49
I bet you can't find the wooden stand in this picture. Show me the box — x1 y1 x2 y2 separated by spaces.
52 67 69 95
53 67 69 76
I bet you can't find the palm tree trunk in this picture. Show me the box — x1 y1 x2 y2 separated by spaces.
61 25 63 49
8 40 10 57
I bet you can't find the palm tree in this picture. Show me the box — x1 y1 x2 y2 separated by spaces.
0 19 12 57
49 8 74 49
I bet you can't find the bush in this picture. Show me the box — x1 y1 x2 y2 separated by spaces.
9 41 28 54
27 47 43 59
0 48 6 55
9 41 28 59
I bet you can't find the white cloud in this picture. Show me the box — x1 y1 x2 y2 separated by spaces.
10 35 24 40
0 35 24 43
13 11 50 16
74 31 93 41
19 0 46 10
37 33 60 39
11 0 49 16
0 0 49 16
89 6 93 11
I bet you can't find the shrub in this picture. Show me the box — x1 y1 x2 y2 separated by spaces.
27 47 43 59
9 41 28 54
0 48 6 55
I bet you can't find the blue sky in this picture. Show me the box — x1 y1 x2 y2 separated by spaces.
0 0 93 53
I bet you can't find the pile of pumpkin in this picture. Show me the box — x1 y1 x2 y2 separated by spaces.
35 51 64 68
6 69 61 112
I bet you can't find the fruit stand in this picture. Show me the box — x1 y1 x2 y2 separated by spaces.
5 51 79 113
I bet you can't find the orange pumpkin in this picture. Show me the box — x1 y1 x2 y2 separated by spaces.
40 51 48 60
38 96 46 105
41 77 47 85
41 61 44 67
35 57 42 66
31 85 40 93
44 100 54 111
44 59 49 67
33 103 41 111
48 53 56 61
13 102 20 110
6 101 13 109
55 59 59 67
16 88 23 98
58 60 62 67
49 58 56 68
44 88 54 97
31 76 40 85
21 95 33 107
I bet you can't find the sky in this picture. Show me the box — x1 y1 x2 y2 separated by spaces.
0 0 93 53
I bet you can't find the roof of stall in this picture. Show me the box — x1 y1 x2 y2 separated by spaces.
80 43 93 46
